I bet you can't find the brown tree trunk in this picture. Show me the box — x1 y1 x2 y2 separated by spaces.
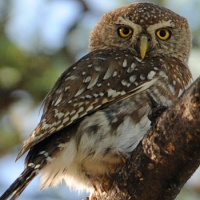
101 77 200 200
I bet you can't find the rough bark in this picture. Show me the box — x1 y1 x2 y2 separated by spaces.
101 77 200 200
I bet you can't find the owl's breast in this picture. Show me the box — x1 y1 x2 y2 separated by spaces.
74 93 150 171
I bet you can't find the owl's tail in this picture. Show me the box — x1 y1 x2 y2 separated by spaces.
0 166 38 200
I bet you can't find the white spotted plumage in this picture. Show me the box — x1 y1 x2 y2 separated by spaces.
0 2 193 200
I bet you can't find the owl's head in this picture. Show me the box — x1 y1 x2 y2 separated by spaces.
89 3 191 63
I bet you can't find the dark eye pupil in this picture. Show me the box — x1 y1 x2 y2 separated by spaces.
122 27 130 35
160 30 166 37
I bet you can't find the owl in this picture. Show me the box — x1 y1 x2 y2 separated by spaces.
0 2 192 200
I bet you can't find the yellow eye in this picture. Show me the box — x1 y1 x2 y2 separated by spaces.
118 26 133 38
156 28 171 40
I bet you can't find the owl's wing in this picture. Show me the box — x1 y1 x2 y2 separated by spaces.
17 49 159 159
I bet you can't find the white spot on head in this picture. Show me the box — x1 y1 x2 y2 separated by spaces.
140 19 144 23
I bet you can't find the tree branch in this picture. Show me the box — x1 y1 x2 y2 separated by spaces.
101 77 200 200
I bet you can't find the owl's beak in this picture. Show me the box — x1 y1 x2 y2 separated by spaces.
139 35 148 60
